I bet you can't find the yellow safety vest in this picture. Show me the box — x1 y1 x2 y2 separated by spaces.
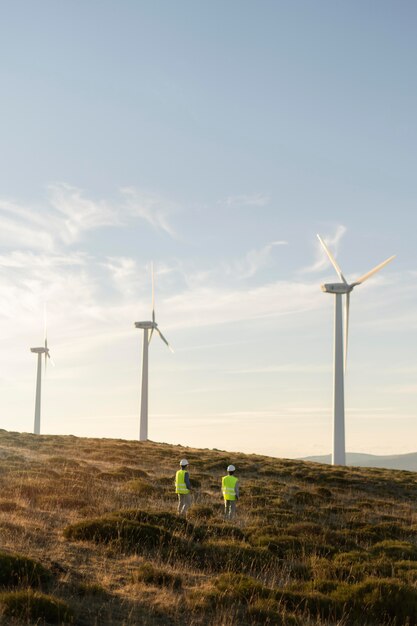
175 469 190 494
222 475 238 501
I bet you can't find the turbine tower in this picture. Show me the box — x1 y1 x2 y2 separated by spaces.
30 312 55 435
135 265 173 441
317 234 395 466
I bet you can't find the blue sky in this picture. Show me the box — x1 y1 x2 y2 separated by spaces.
0 1 416 457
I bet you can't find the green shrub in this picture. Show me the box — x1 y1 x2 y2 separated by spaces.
123 479 154 495
290 491 316 506
247 599 300 625
332 578 417 624
371 540 417 561
134 562 182 590
316 487 332 499
184 541 275 574
187 504 214 521
111 509 189 533
285 560 312 581
203 523 246 542
74 582 108 597
98 466 148 481
251 534 300 555
313 579 340 594
213 573 268 600
286 522 322 537
0 551 52 587
275 589 335 619
63 517 180 552
0 590 73 623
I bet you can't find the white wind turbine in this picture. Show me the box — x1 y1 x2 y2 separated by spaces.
317 234 395 466
135 265 173 441
30 309 55 435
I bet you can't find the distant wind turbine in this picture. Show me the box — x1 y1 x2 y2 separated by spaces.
317 234 395 466
30 309 55 435
135 264 173 441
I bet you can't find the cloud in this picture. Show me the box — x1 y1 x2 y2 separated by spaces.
0 200 56 251
302 224 347 275
162 279 322 330
0 184 177 254
47 183 121 244
0 250 87 269
220 193 270 208
121 187 176 237
102 256 142 297
226 240 288 278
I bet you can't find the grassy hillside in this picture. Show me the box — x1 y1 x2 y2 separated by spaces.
1 430 417 625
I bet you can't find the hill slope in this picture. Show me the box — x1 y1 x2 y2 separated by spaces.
2 429 417 625
303 451 417 471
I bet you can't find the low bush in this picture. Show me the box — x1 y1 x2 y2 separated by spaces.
275 588 335 620
213 573 268 600
187 504 214 521
332 577 417 625
134 562 182 590
98 466 148 481
111 509 189 533
182 541 276 574
123 479 154 496
203 523 246 541
63 517 181 553
290 491 317 506
370 540 417 561
74 582 108 597
0 551 52 587
247 599 300 625
0 590 73 623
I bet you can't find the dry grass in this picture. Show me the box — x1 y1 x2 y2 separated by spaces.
2 429 417 624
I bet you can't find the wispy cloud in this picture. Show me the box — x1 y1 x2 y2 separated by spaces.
47 183 121 244
121 187 176 237
302 224 347 275
220 193 270 208
0 184 177 253
162 279 321 330
102 256 142 297
226 240 288 278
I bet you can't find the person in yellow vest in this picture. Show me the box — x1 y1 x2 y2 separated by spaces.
222 464 239 520
175 459 191 516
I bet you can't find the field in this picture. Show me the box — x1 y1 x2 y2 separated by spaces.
1 429 417 625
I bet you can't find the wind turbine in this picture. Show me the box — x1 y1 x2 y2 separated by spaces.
135 265 173 441
317 234 395 466
30 310 55 435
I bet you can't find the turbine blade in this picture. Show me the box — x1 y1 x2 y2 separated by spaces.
44 303 47 342
353 255 396 285
151 262 155 324
156 327 174 353
148 328 154 344
317 234 348 284
344 293 350 373
49 353 56 367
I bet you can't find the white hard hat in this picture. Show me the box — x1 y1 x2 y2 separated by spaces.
180 459 189 466
227 464 236 472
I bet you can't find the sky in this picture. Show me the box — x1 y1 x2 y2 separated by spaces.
0 1 416 459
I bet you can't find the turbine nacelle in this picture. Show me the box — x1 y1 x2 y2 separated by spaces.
30 347 48 354
134 321 156 330
321 283 354 295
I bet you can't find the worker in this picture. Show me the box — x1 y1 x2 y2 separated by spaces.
175 459 191 516
222 464 239 520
